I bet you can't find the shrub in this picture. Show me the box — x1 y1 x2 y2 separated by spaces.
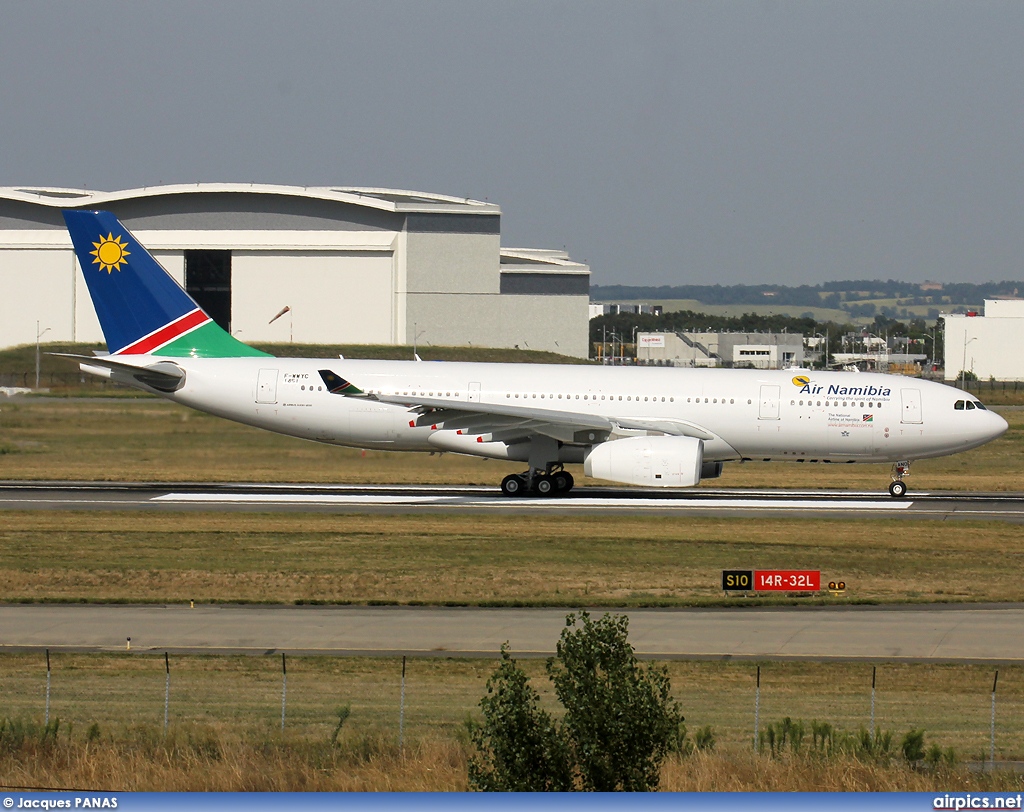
469 612 687 792
548 612 686 790
693 725 716 752
901 729 926 763
468 644 572 791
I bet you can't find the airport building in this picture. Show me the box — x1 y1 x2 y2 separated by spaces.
0 184 590 357
633 331 805 369
943 299 1024 382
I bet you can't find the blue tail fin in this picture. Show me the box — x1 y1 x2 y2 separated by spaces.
63 210 268 358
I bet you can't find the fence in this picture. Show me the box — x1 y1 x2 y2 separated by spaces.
1 653 1020 763
0 372 121 390
960 380 1024 394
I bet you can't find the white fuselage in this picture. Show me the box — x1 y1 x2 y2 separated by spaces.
98 357 1008 468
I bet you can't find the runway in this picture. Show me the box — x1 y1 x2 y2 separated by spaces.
2 604 1022 663
2 480 1024 520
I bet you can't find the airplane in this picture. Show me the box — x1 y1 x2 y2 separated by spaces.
58 210 1008 499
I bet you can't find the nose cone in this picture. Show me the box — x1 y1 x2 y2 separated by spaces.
987 410 1010 442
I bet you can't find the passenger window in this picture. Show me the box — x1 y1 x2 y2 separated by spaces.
954 400 965 410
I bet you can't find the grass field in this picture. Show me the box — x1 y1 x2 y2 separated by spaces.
1 511 1023 606
1 653 1022 790
1 398 1022 491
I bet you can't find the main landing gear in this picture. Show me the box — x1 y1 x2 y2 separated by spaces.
888 460 910 498
500 467 575 497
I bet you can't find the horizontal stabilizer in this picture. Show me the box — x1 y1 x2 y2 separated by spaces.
50 353 185 392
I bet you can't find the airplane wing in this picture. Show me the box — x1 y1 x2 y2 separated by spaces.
52 353 186 392
317 369 715 445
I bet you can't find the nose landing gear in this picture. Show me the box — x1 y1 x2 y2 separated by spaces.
888 460 910 498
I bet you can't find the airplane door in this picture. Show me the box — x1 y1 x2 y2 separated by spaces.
758 385 780 420
469 382 482 403
901 388 922 424
256 368 279 404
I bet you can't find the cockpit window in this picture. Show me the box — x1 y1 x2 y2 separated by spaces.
954 400 965 410
965 401 976 410
975 401 987 410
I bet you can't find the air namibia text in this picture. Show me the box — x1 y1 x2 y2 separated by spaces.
798 384 892 397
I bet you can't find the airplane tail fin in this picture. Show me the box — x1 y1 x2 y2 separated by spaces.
63 210 269 358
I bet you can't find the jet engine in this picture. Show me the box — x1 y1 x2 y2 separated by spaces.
584 435 704 488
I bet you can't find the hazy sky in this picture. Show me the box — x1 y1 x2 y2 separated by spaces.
2 1 1022 286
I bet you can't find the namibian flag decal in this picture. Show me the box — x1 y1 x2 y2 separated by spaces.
319 369 365 396
863 414 874 422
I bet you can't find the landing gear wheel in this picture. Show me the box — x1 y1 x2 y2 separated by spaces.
888 480 908 499
553 471 575 494
534 474 556 497
501 474 527 497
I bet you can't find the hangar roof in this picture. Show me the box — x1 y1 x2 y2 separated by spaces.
0 183 500 216
500 248 589 275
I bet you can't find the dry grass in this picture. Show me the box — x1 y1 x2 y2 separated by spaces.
1 398 1022 491
660 750 1024 791
7 737 1024 792
0 729 469 791
2 654 1024 791
1 510 1024 605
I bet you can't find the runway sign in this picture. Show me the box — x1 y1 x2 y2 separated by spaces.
754 570 821 591
722 570 754 591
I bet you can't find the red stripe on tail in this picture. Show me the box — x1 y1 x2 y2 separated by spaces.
116 309 209 355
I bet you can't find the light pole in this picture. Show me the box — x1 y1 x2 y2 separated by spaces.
812 332 830 370
35 321 51 389
961 335 977 389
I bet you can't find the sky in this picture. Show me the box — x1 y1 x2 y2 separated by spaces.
1 1 1023 287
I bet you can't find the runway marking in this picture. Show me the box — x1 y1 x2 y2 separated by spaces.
153 492 914 510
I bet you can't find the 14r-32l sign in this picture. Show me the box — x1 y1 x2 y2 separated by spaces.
722 570 821 592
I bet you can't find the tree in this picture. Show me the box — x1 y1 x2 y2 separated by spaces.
469 612 686 792
549 612 685 791
468 644 572 791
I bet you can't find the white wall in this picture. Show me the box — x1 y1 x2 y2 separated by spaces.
944 312 1024 381
231 251 395 345
0 248 78 346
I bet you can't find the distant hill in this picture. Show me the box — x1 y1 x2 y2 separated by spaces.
592 280 1023 312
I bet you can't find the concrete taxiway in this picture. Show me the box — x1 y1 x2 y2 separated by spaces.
1 604 1022 662
2 481 1024 521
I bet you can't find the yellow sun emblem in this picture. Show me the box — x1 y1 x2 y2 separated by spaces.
792 375 810 387
90 233 131 273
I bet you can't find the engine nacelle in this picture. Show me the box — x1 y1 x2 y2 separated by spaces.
584 435 704 488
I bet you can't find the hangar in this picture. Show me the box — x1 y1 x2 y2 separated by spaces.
943 299 1024 382
0 184 590 357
